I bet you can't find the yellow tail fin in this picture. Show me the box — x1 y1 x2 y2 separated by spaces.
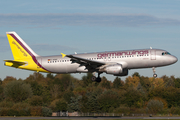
4 32 49 73
6 31 38 60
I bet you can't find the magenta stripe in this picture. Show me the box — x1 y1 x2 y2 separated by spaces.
9 34 50 72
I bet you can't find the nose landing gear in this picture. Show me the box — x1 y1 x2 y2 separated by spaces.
152 67 157 78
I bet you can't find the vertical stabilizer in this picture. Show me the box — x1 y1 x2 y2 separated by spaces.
6 31 38 60
5 32 48 73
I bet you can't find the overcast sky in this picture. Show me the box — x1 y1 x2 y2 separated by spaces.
0 0 180 80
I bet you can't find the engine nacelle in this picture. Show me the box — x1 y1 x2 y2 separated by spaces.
104 64 128 76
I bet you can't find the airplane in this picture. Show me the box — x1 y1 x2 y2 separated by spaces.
4 31 178 82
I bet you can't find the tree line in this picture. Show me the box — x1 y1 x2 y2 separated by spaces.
0 72 180 116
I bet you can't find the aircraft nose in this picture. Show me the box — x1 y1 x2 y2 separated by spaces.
171 56 178 63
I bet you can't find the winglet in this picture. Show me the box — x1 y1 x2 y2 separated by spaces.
61 53 66 58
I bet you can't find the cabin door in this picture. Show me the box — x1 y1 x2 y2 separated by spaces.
151 50 156 60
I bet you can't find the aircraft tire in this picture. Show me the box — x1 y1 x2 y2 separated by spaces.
91 76 96 81
153 74 157 78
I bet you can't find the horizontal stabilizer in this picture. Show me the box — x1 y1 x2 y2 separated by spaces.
4 60 27 66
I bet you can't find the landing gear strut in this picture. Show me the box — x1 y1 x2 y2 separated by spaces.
91 72 102 82
96 77 101 82
152 67 157 78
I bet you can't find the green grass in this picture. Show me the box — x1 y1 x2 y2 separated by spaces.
25 119 180 120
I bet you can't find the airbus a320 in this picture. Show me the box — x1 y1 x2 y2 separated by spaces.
4 32 178 82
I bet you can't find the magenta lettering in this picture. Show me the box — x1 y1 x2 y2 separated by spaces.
97 50 149 58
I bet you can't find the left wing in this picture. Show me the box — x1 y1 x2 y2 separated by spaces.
61 53 106 71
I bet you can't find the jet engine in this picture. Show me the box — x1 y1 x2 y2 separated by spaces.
103 64 128 76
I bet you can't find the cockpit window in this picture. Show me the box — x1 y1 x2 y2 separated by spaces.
162 52 171 55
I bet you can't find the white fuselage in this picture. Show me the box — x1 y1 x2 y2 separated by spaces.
37 49 177 74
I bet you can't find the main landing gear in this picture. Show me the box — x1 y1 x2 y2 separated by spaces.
152 67 157 78
91 72 102 82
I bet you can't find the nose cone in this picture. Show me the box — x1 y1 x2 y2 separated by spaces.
171 56 178 64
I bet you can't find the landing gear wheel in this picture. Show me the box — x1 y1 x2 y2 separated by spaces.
95 77 101 82
91 76 96 81
91 72 102 82
152 67 157 78
153 74 157 78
